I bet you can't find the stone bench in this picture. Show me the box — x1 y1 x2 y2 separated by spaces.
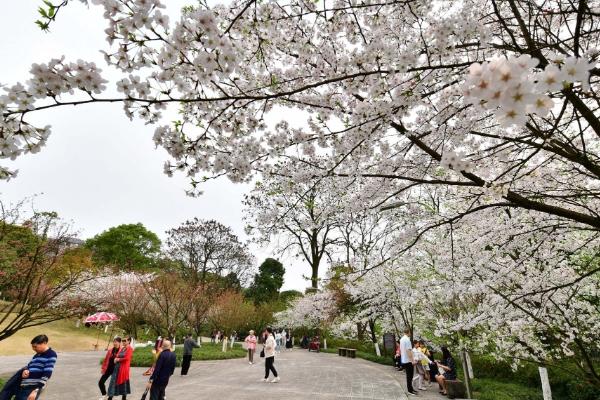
338 348 356 358
446 379 467 399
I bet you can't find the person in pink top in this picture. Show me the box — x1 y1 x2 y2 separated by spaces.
244 330 258 365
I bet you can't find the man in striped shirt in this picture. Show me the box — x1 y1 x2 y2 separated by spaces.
17 335 58 400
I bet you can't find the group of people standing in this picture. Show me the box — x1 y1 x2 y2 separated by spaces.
2 329 284 400
99 334 178 400
99 336 133 400
273 329 292 353
395 328 457 396
244 327 282 383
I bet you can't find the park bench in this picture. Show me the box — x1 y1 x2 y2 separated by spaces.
446 379 467 399
337 348 356 358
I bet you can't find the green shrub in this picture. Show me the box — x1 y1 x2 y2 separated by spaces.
471 378 543 400
107 343 246 368
321 344 394 366
467 355 600 400
325 337 375 353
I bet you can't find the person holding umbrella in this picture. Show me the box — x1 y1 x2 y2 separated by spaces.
107 337 133 400
98 337 122 400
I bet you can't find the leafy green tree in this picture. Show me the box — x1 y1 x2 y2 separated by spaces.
246 258 285 304
279 290 303 306
85 223 161 271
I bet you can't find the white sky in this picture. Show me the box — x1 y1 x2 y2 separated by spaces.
0 1 310 291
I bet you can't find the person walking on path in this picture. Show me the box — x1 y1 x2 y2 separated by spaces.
99 337 122 400
244 330 257 364
181 334 199 376
400 328 417 396
280 330 287 352
147 340 176 400
275 330 282 354
285 330 293 350
15 334 57 400
261 328 280 383
107 337 133 400
144 336 163 376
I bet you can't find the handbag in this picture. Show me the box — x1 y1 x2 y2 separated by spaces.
260 347 265 358
140 388 149 400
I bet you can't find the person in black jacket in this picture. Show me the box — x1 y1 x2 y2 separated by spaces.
181 334 199 376
147 340 176 400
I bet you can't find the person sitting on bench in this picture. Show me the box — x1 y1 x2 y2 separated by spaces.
435 346 457 396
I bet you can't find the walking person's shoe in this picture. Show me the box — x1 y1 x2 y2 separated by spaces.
261 378 268 382
407 391 418 396
270 376 280 383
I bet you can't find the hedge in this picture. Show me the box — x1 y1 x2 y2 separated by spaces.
104 343 247 368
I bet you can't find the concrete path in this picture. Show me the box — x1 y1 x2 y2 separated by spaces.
0 349 446 399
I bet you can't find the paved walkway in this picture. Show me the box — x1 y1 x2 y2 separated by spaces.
0 349 446 399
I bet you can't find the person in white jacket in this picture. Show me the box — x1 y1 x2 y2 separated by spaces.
412 344 432 391
261 327 280 383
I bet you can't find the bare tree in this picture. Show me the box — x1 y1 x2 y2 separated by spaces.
141 273 192 339
244 176 341 289
165 218 254 287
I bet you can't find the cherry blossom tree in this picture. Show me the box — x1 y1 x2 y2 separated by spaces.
0 199 98 342
70 271 153 337
3 0 600 387
275 290 336 330
1 0 597 235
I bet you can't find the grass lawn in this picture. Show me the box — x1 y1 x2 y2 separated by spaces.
130 343 247 367
0 316 115 355
471 378 543 400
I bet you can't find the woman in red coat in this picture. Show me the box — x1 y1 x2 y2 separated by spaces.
107 337 133 400
99 337 122 397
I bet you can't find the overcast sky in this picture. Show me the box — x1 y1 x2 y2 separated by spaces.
0 1 310 291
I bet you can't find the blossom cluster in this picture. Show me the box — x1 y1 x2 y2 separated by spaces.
1 58 107 179
464 54 593 127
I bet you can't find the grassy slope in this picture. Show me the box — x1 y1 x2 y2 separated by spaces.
0 317 115 355
130 343 247 367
